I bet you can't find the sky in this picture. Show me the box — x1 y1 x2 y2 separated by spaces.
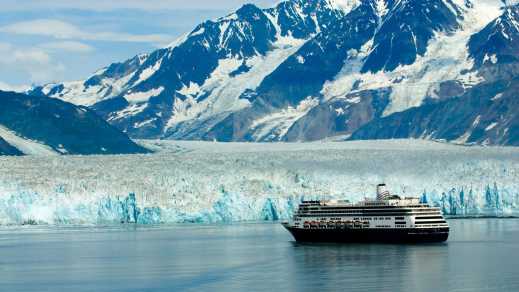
0 0 279 91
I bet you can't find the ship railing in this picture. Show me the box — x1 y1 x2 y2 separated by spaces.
307 220 371 229
302 220 373 230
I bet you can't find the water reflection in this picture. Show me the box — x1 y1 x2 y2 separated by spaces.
288 242 448 291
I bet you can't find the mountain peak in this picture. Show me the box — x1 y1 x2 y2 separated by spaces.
236 3 262 16
468 3 519 68
362 0 464 73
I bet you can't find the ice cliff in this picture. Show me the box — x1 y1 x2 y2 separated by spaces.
0 140 518 225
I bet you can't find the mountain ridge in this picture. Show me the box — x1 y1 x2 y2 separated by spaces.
29 0 518 145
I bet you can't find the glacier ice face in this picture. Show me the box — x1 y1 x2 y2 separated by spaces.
0 140 518 225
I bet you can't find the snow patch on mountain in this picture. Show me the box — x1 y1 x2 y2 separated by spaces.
0 126 57 156
46 70 137 107
485 122 498 131
166 33 190 49
134 118 158 129
177 82 201 97
454 115 482 144
374 0 388 17
124 87 164 104
109 104 148 122
321 40 374 100
165 37 307 130
135 59 162 86
491 93 503 100
250 96 319 141
327 0 361 13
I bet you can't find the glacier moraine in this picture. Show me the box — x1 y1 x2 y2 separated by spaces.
0 139 518 225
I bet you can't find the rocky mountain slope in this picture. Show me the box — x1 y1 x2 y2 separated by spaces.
30 0 519 145
0 90 149 155
351 78 519 145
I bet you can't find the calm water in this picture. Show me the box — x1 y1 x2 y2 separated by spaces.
0 219 518 292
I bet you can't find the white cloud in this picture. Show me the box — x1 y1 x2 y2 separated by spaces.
0 81 29 93
40 41 95 53
0 19 79 38
0 19 173 46
13 49 51 64
0 0 279 11
0 42 65 84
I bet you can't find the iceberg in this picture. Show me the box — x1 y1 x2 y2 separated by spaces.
0 140 518 225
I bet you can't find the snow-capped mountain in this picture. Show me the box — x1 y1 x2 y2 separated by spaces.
31 0 519 145
0 90 149 155
468 3 519 79
350 3 519 145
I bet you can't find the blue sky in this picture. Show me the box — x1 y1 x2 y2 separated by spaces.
0 0 278 91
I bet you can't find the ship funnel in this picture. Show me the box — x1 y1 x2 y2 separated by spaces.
376 184 390 200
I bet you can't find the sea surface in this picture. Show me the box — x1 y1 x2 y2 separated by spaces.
0 219 518 292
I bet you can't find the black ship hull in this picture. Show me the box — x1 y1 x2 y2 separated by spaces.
283 225 449 243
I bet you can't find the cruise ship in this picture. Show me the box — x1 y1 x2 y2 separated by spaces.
282 184 449 243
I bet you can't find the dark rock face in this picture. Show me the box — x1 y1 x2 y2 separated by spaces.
0 90 149 155
283 88 391 141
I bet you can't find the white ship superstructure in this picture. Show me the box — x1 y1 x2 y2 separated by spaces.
283 184 450 243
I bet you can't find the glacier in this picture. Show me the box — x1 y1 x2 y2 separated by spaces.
0 140 518 225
